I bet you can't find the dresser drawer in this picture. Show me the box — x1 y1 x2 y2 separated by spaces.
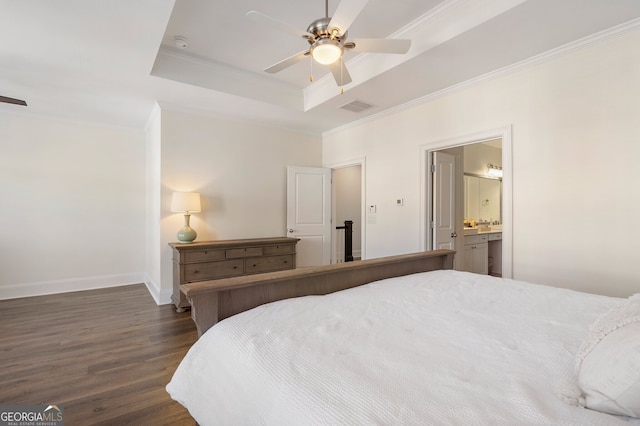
184 259 244 282
246 255 294 274
170 238 300 312
263 244 296 255
488 233 502 241
183 249 226 263
226 247 263 258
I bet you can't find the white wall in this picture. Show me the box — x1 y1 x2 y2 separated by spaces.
0 106 322 303
0 112 147 299
323 30 640 297
144 105 164 303
156 109 322 301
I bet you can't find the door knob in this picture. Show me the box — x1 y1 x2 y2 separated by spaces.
288 229 294 233
451 232 457 238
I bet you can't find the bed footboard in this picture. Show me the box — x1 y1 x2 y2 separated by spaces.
182 249 455 336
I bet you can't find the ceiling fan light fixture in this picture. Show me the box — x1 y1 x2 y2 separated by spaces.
311 39 343 65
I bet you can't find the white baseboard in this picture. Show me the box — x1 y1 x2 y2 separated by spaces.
0 273 147 301
144 275 173 306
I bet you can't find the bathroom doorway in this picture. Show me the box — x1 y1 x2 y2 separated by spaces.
420 127 512 278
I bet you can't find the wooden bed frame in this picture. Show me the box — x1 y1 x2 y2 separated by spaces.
182 249 455 336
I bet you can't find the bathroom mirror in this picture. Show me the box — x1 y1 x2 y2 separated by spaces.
464 174 501 223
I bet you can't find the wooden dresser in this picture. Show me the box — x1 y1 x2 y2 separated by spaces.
169 237 299 312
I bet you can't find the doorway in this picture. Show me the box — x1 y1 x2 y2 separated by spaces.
286 161 365 266
420 127 512 278
329 158 366 264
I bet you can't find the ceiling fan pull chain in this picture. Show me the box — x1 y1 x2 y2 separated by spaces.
310 56 314 82
339 56 343 94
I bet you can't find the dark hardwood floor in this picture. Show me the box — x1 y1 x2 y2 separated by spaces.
0 284 197 425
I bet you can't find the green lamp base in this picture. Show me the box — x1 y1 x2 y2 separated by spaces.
177 213 197 243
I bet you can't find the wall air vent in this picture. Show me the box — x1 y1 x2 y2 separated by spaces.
339 100 374 113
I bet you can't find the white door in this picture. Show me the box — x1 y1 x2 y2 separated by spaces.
287 166 332 267
432 152 456 250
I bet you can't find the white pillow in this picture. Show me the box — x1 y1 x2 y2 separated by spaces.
575 294 640 418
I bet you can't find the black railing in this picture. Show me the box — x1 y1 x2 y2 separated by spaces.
336 220 354 262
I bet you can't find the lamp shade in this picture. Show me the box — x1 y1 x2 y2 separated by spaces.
171 192 201 213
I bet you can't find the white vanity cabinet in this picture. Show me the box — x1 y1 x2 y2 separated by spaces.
462 234 489 274
462 231 503 275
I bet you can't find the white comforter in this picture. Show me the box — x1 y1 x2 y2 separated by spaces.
167 270 638 425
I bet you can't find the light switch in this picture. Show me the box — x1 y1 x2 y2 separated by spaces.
368 204 377 213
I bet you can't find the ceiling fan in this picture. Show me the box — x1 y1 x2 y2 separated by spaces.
0 96 27 106
246 0 411 87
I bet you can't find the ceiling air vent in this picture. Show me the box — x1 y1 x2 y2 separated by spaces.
339 100 374 113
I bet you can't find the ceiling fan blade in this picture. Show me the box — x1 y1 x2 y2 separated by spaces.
328 0 369 35
0 96 27 106
328 60 352 86
265 50 310 74
246 11 313 40
346 38 411 54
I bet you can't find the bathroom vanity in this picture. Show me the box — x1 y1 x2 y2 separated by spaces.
462 228 502 276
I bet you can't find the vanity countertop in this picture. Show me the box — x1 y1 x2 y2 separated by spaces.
464 226 502 235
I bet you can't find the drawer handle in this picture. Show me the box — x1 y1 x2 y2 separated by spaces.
253 264 257 267
194 270 199 273
233 266 237 269
283 260 288 264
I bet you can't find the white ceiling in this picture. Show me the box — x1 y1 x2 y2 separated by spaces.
2 0 640 135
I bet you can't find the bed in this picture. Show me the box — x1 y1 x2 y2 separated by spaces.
167 250 640 425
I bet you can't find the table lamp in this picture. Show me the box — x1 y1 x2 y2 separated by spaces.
171 192 201 243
